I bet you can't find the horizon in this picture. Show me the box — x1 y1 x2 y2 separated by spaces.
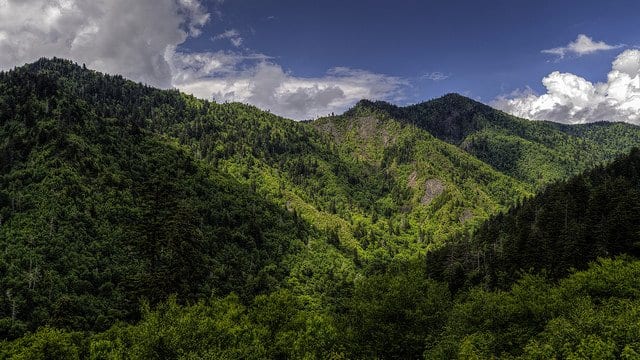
8 56 637 128
6 55 639 129
1 1 638 122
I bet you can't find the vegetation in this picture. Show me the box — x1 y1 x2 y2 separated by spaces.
313 107 530 247
3 258 640 359
2 58 640 359
350 94 640 188
427 148 640 290
0 59 317 338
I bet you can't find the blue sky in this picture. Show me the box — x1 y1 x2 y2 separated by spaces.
191 0 639 102
1 0 639 122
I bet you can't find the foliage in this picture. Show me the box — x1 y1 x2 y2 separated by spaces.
350 94 640 188
0 58 310 338
428 148 640 289
2 58 640 359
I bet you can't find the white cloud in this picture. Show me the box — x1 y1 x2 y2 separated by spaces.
0 0 407 120
172 52 408 120
213 29 243 47
493 49 640 124
421 72 449 81
0 0 210 88
542 34 623 59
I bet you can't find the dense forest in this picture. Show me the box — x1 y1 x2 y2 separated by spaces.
427 147 640 288
2 58 640 359
349 95 640 188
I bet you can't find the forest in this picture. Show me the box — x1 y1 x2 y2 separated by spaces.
2 58 640 359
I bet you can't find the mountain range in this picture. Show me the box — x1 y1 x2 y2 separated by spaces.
1 58 640 359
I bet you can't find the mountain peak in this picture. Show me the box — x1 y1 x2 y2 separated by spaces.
439 92 470 101
344 99 400 118
416 93 489 112
11 57 83 73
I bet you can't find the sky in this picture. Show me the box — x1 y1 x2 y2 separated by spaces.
0 0 638 123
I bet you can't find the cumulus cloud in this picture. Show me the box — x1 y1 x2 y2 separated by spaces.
542 34 623 60
0 0 210 88
0 0 407 120
493 49 640 124
172 53 408 119
213 29 243 47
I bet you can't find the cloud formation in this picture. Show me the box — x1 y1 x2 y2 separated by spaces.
421 72 449 81
0 0 209 88
213 29 243 47
542 34 623 60
494 49 640 124
0 0 407 120
172 53 408 119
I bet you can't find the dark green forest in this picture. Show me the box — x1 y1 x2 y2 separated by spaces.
2 58 640 359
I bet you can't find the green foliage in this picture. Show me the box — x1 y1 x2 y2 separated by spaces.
5 259 640 359
0 327 85 360
0 58 309 338
428 148 640 289
350 94 640 188
425 258 640 359
339 264 452 359
3 58 640 359
313 106 531 249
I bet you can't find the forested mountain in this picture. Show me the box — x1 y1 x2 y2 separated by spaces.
2 58 640 359
348 94 640 187
0 58 527 341
312 106 530 245
427 147 640 290
0 58 319 337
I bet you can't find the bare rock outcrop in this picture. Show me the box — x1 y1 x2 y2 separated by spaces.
421 179 445 205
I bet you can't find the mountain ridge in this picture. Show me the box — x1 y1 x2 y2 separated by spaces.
328 93 640 188
2 58 640 358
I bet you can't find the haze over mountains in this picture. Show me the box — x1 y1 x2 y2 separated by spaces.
2 59 640 358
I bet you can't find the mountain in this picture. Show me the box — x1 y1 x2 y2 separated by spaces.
312 105 530 246
427 147 640 290
347 94 640 188
0 58 319 337
2 58 640 359
0 58 529 338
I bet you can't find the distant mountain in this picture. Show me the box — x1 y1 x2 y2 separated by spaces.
312 106 530 245
347 94 640 188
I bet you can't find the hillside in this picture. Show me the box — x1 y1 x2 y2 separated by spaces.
312 106 530 246
348 94 640 188
0 58 530 338
3 59 640 359
427 147 640 289
1 59 537 262
0 59 321 337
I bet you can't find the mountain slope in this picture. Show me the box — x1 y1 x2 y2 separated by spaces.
5 59 536 260
313 106 531 246
0 58 525 339
350 94 640 187
3 58 640 359
0 60 314 337
427 147 640 290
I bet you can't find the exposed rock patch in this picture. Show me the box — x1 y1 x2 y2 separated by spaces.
315 121 341 142
407 170 418 189
354 116 379 139
421 179 445 205
459 208 473 223
381 129 391 146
